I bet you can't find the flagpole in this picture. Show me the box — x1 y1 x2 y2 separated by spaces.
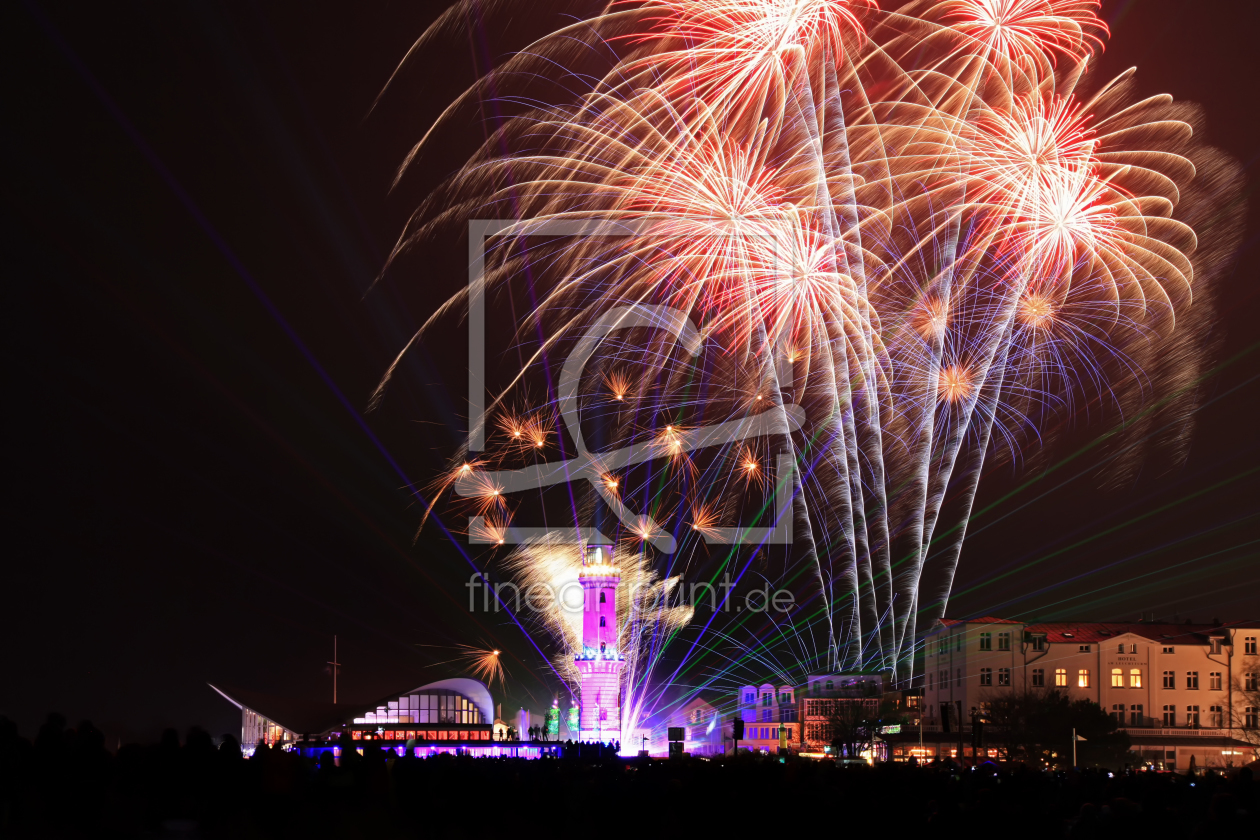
1072 727 1076 767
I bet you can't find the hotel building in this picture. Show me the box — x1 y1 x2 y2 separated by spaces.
920 616 1260 769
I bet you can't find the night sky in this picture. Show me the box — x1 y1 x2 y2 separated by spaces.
4 0 1258 746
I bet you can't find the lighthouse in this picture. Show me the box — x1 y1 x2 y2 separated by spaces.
575 543 623 742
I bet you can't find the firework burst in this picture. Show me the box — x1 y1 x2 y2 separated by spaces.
377 0 1242 732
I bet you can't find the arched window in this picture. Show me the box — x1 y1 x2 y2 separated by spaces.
825 680 834 691
599 591 606 604
599 616 606 627
600 642 606 652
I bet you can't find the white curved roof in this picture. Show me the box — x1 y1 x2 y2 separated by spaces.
402 678 495 722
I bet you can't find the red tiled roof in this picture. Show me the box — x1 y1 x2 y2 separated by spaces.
1025 622 1222 644
937 616 1022 627
936 617 1233 644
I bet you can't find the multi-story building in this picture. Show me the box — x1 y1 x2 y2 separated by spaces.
800 674 886 755
920 616 1260 769
733 683 799 752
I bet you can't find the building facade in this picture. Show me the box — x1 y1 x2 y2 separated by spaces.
576 543 623 742
922 617 1260 769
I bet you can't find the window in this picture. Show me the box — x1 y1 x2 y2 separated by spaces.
1111 669 1124 688
1162 646 1174 654
599 616 606 627
599 592 606 603
1079 644 1091 653
1055 668 1067 687
1209 672 1221 691
1078 669 1090 689
979 668 992 687
1163 671 1175 689
940 671 948 691
780 693 790 704
998 632 1011 651
1111 704 1125 725
927 673 933 692
763 693 772 706
1129 644 1137 654
1129 705 1143 727
1209 705 1223 728
1185 672 1199 690
1032 668 1045 687
1210 639 1222 655
1246 673 1259 692
1246 707 1259 729
1185 705 1200 728
979 632 992 651
825 680 834 690
1129 669 1142 689
744 692 754 703
760 709 772 722
1245 636 1257 655
956 669 962 688
1163 705 1177 727
998 668 1011 687
1030 635 1046 652
938 638 948 655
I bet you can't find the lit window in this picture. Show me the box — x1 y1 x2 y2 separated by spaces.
1163 671 1175 689
1129 669 1142 689
1129 705 1143 726
979 668 992 687
1185 672 1198 690
1162 705 1176 726
1078 670 1090 689
1209 672 1221 691
1245 636 1257 655
997 632 1010 651
1055 669 1067 687
1111 669 1123 688
998 668 1010 687
1031 669 1045 687
979 632 992 651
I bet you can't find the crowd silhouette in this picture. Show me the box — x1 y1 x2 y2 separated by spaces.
1 712 1255 837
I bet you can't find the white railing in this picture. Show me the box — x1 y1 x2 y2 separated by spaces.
1118 727 1232 737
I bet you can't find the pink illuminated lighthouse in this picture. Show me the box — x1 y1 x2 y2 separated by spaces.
575 543 622 742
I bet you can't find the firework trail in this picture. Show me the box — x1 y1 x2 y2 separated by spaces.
374 0 1243 715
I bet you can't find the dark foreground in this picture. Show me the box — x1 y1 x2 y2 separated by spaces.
1 717 1255 838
